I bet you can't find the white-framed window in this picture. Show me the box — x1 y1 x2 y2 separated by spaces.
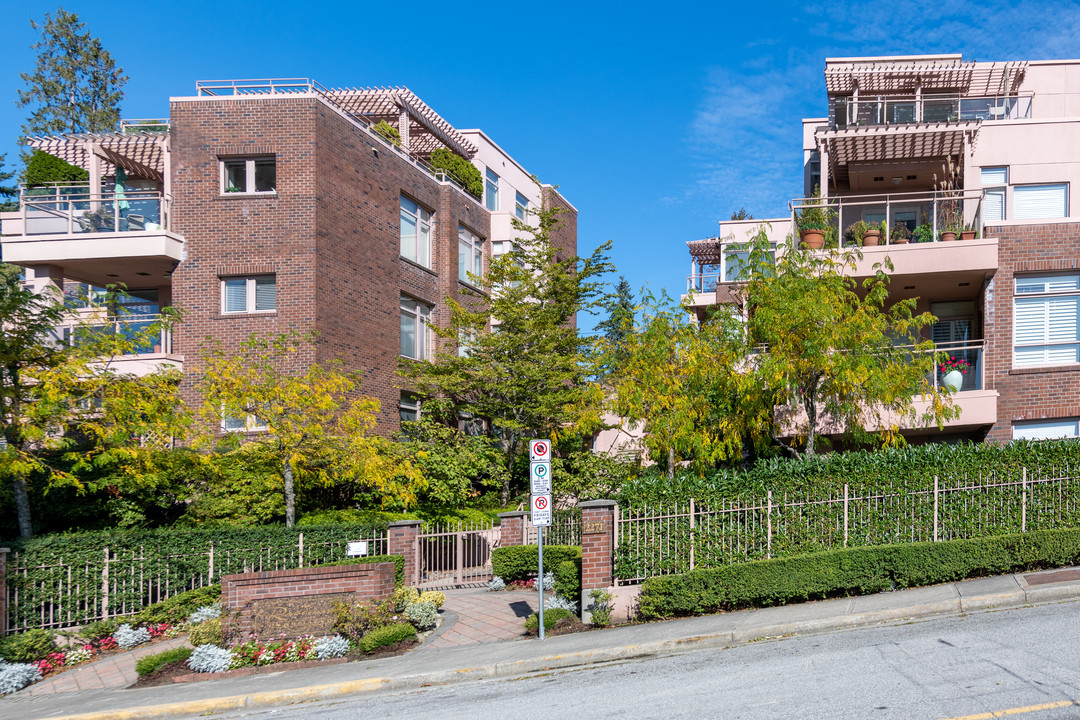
399 392 420 423
458 225 484 283
458 329 476 357
1014 184 1068 220
1014 273 1080 367
400 296 432 360
221 156 276 194
1013 418 1080 441
981 166 1007 223
400 196 432 267
485 168 499 212
222 410 268 433
221 275 276 314
515 191 529 220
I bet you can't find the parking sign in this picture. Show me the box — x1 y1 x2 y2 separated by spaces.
531 493 552 526
530 461 552 494
530 439 551 462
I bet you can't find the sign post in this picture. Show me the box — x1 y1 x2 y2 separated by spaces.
529 439 552 639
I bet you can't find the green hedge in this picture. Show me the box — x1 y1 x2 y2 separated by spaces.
360 622 417 653
333 555 406 587
637 527 1080 620
554 559 581 601
135 647 193 678
524 608 575 632
491 545 581 582
132 585 221 626
428 148 483 199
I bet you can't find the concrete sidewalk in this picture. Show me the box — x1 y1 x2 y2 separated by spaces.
5 567 1080 720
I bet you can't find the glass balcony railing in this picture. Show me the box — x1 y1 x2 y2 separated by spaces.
831 92 1033 129
17 185 169 236
928 340 984 392
50 314 172 356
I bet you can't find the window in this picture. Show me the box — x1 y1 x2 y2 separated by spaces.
515 191 529 220
485 168 499 212
982 167 1007 223
1014 274 1080 367
221 157 276 194
399 392 420 423
222 410 268 433
1013 419 1080 441
400 296 432 360
400 196 432 267
221 275 275 314
1014 184 1068 220
458 329 476 357
458 225 484 283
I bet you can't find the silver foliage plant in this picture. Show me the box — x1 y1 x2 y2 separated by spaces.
542 572 555 592
546 594 579 613
0 661 43 695
487 576 505 591
404 600 438 631
113 624 151 649
314 635 350 660
187 644 233 674
187 604 222 624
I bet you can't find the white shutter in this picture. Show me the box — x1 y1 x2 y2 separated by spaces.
1013 298 1047 344
224 279 247 313
255 276 276 311
981 167 1008 185
1013 419 1079 440
1013 184 1067 220
983 188 1005 222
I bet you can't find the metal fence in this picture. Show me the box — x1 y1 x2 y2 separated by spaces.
415 520 501 589
614 469 1080 585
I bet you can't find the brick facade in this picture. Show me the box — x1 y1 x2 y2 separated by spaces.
983 222 1080 442
387 519 421 585
497 511 528 547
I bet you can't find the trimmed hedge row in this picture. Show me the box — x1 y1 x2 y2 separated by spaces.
637 527 1080 620
554 559 581 601
491 545 581 582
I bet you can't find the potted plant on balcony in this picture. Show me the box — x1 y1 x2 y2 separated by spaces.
912 222 934 243
959 222 978 241
845 220 869 247
939 355 970 392
797 187 833 249
890 221 911 245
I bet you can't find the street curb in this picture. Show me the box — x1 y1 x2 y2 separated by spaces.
41 585 1080 720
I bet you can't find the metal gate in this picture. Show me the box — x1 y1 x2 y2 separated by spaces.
415 521 501 589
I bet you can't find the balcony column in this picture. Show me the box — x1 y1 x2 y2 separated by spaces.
28 264 64 297
398 108 411 154
819 141 831 196
961 130 975 230
84 140 102 211
915 82 923 123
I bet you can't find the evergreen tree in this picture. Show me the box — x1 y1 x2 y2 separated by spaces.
596 275 635 375
17 8 128 139
0 154 17 211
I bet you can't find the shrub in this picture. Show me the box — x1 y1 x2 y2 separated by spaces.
546 595 579 613
392 586 420 612
542 572 555 592
488 576 505 591
187 604 221 624
188 618 223 647
0 629 57 663
0 662 43 695
372 120 401 147
135 647 193 678
314 635 351 660
523 608 575 632
23 149 89 187
637 527 1080 620
64 647 92 665
359 623 417 654
187 644 232 674
554 559 581 601
78 619 120 642
417 590 445 609
405 601 438 631
113 624 151 649
132 585 221 626
428 148 483 199
332 597 398 643
587 589 614 627
491 545 581 582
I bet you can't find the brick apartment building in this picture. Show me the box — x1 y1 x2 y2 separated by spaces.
686 55 1080 444
0 79 576 435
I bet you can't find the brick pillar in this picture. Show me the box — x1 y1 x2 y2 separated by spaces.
498 511 529 547
0 548 8 635
387 520 421 586
579 500 616 623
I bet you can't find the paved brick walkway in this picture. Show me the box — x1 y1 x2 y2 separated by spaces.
424 588 539 649
20 637 190 696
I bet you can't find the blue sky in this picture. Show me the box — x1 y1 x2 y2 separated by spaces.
3 1 1079 331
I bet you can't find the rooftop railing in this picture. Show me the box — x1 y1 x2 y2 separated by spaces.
831 92 1033 129
14 184 169 236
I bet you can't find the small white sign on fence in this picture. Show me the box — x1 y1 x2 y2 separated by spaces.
346 541 369 557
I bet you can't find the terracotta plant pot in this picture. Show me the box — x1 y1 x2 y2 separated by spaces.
960 230 977 240
800 229 825 249
893 236 910 244
940 231 957 242
862 230 881 246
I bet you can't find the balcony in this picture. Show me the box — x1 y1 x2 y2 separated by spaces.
830 92 1033 129
52 313 181 376
1 184 183 288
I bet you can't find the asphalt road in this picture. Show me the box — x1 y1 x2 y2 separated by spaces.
209 602 1080 720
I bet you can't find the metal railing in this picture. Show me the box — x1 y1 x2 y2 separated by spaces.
17 186 169 236
615 468 1080 585
790 188 985 245
929 340 984 392
119 118 170 133
51 314 173 356
831 92 1034 129
687 273 722 294
416 520 501 588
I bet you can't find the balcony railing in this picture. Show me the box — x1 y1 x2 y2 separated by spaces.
831 92 1033 129
16 186 169 236
790 188 985 246
928 340 984 392
687 273 721 294
51 314 173 356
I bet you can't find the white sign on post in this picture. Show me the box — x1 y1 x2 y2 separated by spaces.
529 439 551 462
531 493 552 526
346 541 369 557
530 461 552 495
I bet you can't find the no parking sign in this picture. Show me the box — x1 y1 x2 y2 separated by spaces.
530 439 551 462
